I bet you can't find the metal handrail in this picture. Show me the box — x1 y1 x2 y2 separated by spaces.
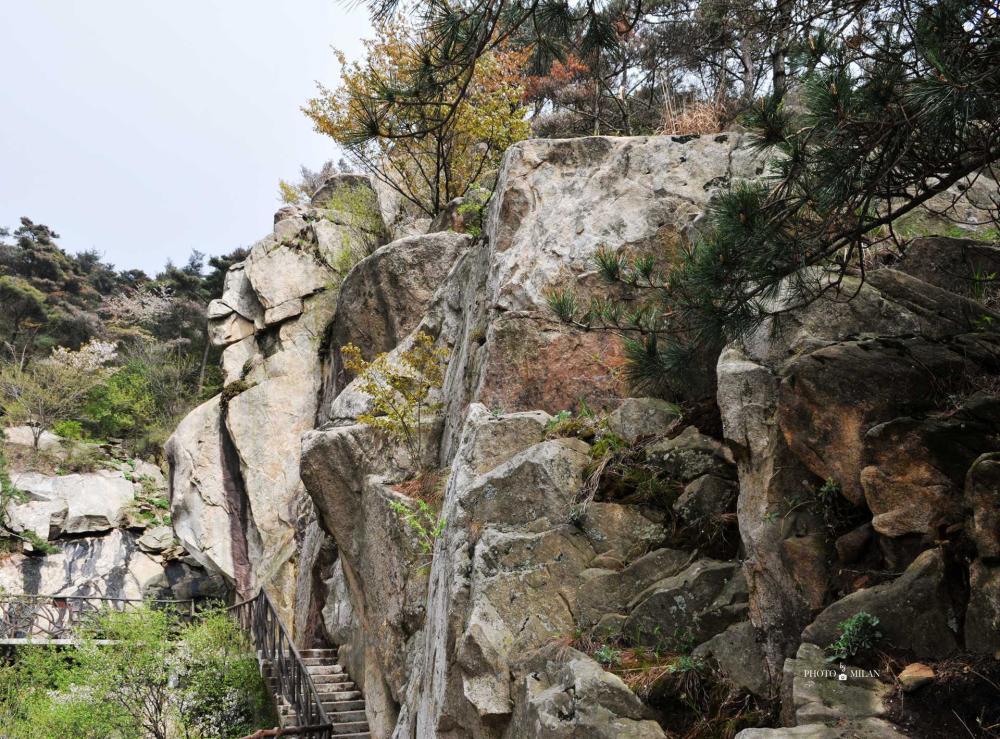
228 590 332 738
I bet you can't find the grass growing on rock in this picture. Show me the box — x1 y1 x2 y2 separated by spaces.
549 406 739 558
564 625 777 738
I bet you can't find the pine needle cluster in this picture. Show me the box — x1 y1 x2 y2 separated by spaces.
549 0 1000 392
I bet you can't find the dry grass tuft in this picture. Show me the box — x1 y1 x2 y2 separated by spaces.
392 468 449 505
660 99 726 136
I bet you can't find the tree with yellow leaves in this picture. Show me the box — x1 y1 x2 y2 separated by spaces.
304 21 529 216
341 331 449 469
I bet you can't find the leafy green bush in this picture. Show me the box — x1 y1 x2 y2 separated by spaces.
52 420 86 440
322 182 389 261
455 187 491 238
83 362 157 440
593 644 622 667
342 331 448 468
389 498 446 561
0 442 26 530
826 612 882 662
175 611 274 738
0 605 273 739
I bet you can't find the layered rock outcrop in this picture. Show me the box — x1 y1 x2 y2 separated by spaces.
1 431 218 600
165 134 999 738
718 237 1000 675
298 135 760 737
167 176 391 622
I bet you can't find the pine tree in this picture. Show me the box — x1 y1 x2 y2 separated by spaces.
548 0 1000 393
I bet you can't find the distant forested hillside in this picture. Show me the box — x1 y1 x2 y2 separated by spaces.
0 217 247 457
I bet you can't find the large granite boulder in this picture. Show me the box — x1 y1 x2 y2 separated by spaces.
504 647 666 738
801 549 959 659
623 558 749 646
7 469 135 538
166 396 241 585
321 230 474 411
0 530 164 600
169 179 393 624
717 237 1000 671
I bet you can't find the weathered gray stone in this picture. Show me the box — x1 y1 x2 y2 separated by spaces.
965 560 1000 656
896 237 1000 300
208 312 255 347
784 643 889 725
8 469 134 537
220 335 256 385
137 526 174 553
802 549 959 659
606 398 681 443
577 548 693 628
505 647 666 738
4 426 63 452
646 426 734 482
736 719 906 738
574 502 667 561
674 474 738 524
693 621 771 697
966 453 1000 560
264 297 304 325
166 396 238 584
322 230 473 407
0 530 164 600
218 263 264 325
624 558 748 646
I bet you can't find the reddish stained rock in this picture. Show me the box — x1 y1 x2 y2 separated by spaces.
780 534 830 612
476 312 626 415
777 338 967 505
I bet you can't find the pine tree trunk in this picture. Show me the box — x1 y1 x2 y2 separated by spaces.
771 0 793 102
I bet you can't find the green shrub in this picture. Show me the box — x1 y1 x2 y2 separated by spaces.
389 498 446 559
0 442 26 531
83 362 157 440
456 187 491 238
175 611 274 738
55 442 107 474
0 605 273 739
342 331 448 468
593 645 622 667
322 183 389 264
52 420 86 440
22 530 59 555
826 612 882 662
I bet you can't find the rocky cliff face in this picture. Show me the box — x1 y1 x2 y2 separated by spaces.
1 429 220 601
167 135 1000 738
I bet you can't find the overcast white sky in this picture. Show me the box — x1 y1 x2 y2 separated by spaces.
0 0 371 275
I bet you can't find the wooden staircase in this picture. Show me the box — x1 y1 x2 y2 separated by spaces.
265 649 370 737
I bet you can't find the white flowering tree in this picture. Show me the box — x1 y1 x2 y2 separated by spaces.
0 340 117 449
